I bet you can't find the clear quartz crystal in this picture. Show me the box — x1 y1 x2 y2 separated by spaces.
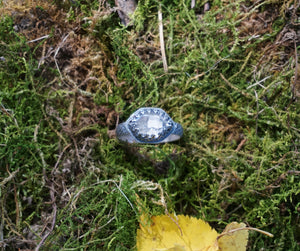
128 108 173 142
136 115 163 138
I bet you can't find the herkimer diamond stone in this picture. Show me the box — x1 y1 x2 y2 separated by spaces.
128 108 174 143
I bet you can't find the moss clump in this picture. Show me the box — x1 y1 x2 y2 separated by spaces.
0 0 299 250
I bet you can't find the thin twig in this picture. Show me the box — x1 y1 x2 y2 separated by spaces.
235 138 247 152
0 169 19 187
217 226 274 239
254 90 259 136
27 35 50 44
113 179 137 215
247 75 271 89
191 0 195 8
158 4 168 73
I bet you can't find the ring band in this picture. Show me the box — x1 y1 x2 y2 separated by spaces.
116 107 183 144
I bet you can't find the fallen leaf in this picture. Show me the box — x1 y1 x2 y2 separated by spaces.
137 214 219 251
217 222 248 251
136 213 271 251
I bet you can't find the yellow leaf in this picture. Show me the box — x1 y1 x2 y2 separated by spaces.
136 214 219 251
217 222 249 251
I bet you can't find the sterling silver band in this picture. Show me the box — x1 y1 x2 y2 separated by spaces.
116 107 183 144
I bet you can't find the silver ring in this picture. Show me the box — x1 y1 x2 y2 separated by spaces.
116 107 183 144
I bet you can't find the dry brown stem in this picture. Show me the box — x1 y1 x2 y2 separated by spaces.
158 4 168 73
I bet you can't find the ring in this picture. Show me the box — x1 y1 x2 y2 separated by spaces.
116 107 183 144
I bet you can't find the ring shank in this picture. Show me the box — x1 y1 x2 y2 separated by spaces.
116 123 135 143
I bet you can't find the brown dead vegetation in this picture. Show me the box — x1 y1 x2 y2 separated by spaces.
6 1 119 141
1 0 299 249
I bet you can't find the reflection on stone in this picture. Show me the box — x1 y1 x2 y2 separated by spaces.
128 108 174 143
136 115 163 138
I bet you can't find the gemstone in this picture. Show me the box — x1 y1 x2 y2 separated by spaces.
128 108 174 142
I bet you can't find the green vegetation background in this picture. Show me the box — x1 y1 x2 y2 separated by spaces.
0 0 299 250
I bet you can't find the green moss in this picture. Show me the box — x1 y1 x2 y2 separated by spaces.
1 0 299 250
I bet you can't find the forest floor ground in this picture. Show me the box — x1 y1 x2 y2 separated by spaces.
0 0 299 250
